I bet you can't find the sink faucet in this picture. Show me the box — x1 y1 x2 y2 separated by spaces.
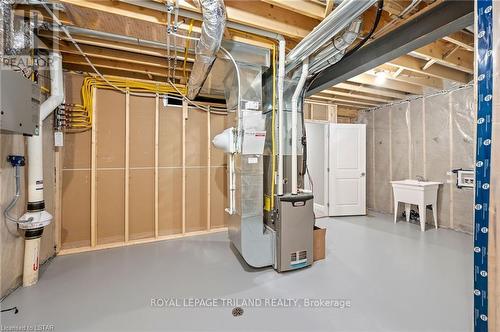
416 175 426 182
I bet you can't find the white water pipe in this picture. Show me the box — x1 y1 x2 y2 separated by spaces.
19 52 64 287
25 53 63 209
277 37 286 196
291 59 309 195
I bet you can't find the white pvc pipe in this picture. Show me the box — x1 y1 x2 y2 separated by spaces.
277 37 286 196
23 237 41 287
291 59 309 195
27 52 64 206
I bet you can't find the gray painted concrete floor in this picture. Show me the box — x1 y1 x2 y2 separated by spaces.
1 212 472 332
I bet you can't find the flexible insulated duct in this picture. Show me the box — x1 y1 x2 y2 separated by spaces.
285 0 377 71
308 17 362 75
186 0 226 100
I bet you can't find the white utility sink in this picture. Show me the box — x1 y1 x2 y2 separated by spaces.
391 179 442 231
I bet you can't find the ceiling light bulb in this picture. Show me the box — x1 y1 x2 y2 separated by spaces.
375 71 387 85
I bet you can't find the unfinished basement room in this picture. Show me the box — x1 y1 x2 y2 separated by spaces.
0 0 498 331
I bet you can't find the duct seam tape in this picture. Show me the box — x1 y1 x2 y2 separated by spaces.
473 1 493 331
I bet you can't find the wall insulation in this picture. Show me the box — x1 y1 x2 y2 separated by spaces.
357 86 475 233
60 73 227 252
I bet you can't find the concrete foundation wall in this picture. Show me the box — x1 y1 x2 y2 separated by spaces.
357 86 475 233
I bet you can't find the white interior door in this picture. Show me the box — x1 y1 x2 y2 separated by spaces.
329 124 366 216
304 122 329 217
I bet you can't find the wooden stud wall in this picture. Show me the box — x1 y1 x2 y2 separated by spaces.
59 74 227 254
304 101 338 123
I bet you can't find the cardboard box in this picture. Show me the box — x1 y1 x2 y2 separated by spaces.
313 226 326 261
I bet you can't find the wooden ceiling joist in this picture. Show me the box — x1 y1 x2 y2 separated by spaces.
412 39 474 73
62 54 187 79
389 54 472 83
321 89 395 104
60 0 319 40
348 73 423 95
334 82 408 100
443 30 474 52
312 93 382 107
374 65 444 90
56 41 194 69
260 0 325 20
308 98 367 109
63 63 165 82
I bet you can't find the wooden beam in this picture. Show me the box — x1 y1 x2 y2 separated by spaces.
412 39 474 73
41 32 170 58
335 82 408 99
90 87 97 247
443 30 474 52
389 55 472 83
62 54 186 79
61 0 319 39
422 59 437 70
308 98 366 109
321 89 394 103
261 0 325 20
63 63 165 82
182 100 187 234
125 91 130 243
57 41 194 69
154 95 159 239
393 67 404 78
348 73 423 95
313 93 382 107
324 0 334 17
373 65 444 90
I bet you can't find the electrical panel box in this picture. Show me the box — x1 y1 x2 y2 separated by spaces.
0 70 40 135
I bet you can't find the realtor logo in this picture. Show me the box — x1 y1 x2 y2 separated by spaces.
1 1 57 70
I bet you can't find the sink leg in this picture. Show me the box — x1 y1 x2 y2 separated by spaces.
405 203 411 222
418 204 426 231
432 202 438 229
394 201 398 223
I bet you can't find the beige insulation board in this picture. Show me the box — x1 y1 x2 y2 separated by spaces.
96 89 126 169
158 168 183 236
158 104 183 167
60 75 228 251
312 103 329 121
186 107 209 166
62 74 91 249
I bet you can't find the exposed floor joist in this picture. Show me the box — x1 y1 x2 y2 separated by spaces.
307 0 474 95
389 54 472 83
348 73 423 95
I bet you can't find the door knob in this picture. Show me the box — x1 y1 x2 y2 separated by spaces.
361 172 366 177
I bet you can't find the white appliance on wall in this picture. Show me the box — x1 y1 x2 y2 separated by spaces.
305 122 366 216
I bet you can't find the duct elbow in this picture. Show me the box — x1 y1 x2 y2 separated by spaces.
187 0 227 100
